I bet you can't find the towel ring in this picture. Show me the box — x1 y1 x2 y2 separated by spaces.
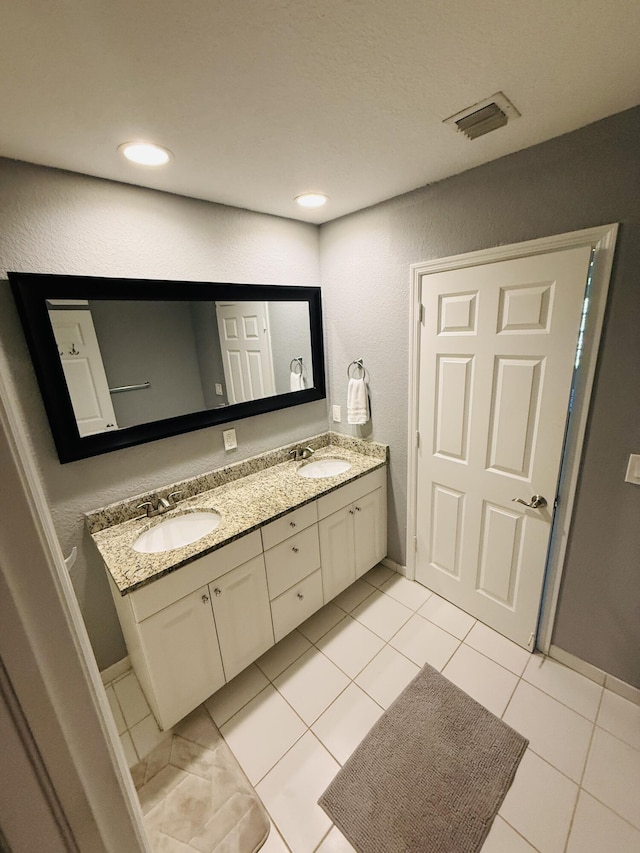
347 358 366 379
289 356 304 375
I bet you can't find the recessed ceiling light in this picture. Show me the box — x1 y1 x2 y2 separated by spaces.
118 142 173 167
295 192 329 208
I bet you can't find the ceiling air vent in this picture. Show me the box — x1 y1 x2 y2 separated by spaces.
444 92 520 140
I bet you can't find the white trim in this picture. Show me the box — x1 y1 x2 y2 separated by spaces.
406 225 618 653
549 644 640 707
0 362 151 850
100 657 132 686
380 557 406 576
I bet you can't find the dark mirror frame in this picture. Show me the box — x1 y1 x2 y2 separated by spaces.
9 272 326 463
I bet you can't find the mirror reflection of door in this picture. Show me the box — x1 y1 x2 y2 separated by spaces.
48 308 118 436
215 302 276 404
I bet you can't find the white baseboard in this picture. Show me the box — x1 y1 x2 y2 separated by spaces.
100 656 131 686
549 645 640 707
381 557 407 577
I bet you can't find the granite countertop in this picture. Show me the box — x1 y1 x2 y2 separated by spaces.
90 442 386 596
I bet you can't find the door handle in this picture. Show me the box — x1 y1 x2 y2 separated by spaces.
512 495 547 509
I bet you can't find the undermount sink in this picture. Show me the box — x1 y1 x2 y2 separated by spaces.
133 511 222 554
297 458 352 479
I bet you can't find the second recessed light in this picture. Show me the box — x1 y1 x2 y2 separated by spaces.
119 142 173 167
295 192 329 208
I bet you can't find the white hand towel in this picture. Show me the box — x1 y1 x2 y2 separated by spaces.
290 371 305 391
347 377 369 424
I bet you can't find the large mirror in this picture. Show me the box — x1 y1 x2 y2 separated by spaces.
9 273 326 462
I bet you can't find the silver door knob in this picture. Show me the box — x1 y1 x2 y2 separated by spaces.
512 495 547 509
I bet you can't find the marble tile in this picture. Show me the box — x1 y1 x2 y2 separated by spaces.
257 733 339 853
464 622 530 676
220 685 306 785
566 790 640 853
130 714 167 761
113 671 150 728
316 616 385 679
273 648 349 725
355 645 420 709
360 564 394 588
499 750 578 853
316 826 357 851
351 589 412 641
173 705 222 751
105 684 127 735
582 726 640 828
442 645 517 717
380 574 432 611
205 664 269 727
503 681 593 781
523 653 603 720
256 630 312 681
389 613 459 671
332 579 376 613
296 603 346 644
597 688 640 751
312 683 383 764
480 817 536 852
418 593 476 639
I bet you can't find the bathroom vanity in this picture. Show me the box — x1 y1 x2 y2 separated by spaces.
88 435 387 729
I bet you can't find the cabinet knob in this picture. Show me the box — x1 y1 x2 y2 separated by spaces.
213 588 222 597
297 592 304 600
349 509 355 515
292 546 299 553
201 594 209 603
289 521 296 528
355 505 362 512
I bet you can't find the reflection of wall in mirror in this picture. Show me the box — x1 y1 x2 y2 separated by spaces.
90 301 209 428
191 302 228 408
269 302 314 394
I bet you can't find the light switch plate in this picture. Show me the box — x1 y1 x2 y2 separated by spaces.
215 383 223 396
332 405 342 423
223 428 237 451
625 453 640 484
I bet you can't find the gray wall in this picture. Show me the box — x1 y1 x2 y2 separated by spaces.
191 302 228 408
320 106 640 688
269 302 314 394
91 300 206 427
0 159 323 670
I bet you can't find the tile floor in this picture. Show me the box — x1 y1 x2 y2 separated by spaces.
105 565 640 853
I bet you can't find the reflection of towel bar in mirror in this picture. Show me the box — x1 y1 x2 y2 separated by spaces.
289 356 303 375
347 358 366 379
109 381 151 394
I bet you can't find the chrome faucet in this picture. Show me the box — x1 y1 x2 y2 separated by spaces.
137 491 182 517
288 446 315 461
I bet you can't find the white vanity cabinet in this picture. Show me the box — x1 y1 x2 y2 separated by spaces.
208 554 274 681
108 464 387 731
136 586 225 730
318 470 387 602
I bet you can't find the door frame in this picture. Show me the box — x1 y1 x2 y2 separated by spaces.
406 224 618 652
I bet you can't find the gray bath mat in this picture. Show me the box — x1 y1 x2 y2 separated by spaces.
319 663 527 853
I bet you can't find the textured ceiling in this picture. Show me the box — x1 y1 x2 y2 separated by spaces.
3 0 640 223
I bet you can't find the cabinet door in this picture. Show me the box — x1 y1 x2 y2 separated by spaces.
139 586 225 730
319 505 356 602
354 487 385 578
210 555 274 681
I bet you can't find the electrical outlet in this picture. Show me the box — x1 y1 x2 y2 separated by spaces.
332 405 342 423
215 383 223 396
625 453 640 484
222 428 237 451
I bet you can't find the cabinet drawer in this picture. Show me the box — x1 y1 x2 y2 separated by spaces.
316 467 386 520
261 501 317 550
270 569 323 642
130 531 262 621
264 525 320 600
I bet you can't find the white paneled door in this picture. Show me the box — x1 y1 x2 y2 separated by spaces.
216 301 276 403
415 246 592 648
